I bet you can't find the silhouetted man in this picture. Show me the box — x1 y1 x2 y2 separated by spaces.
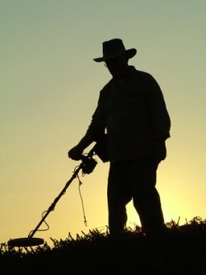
69 39 171 237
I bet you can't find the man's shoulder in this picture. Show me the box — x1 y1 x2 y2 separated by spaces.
131 67 154 81
100 78 113 95
127 67 156 90
99 67 156 95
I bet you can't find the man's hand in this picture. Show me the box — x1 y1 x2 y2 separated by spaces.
68 146 83 161
154 139 167 163
68 133 94 161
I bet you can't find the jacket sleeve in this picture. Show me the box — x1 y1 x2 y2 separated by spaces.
148 76 171 140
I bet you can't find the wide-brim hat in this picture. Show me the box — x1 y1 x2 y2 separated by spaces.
93 38 137 62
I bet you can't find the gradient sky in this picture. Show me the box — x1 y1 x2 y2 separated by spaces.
1 0 206 246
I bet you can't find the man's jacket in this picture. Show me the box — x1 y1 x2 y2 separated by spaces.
87 66 171 163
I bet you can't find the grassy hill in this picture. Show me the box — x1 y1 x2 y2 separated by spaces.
1 217 206 274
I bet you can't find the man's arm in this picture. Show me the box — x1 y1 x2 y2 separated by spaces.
148 76 171 140
68 90 106 161
147 76 171 162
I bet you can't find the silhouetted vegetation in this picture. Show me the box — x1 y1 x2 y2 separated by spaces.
1 217 206 274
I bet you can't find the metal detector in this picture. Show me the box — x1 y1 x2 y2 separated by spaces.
7 146 98 248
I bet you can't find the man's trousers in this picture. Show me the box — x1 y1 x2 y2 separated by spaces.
107 156 165 236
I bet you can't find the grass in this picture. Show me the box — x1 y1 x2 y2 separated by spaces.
1 217 206 274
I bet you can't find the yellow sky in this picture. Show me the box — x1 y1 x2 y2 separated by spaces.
1 0 206 246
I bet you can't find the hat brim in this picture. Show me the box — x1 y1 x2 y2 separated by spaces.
93 48 137 63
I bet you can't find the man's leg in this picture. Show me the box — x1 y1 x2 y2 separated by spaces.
130 158 165 235
107 161 132 236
